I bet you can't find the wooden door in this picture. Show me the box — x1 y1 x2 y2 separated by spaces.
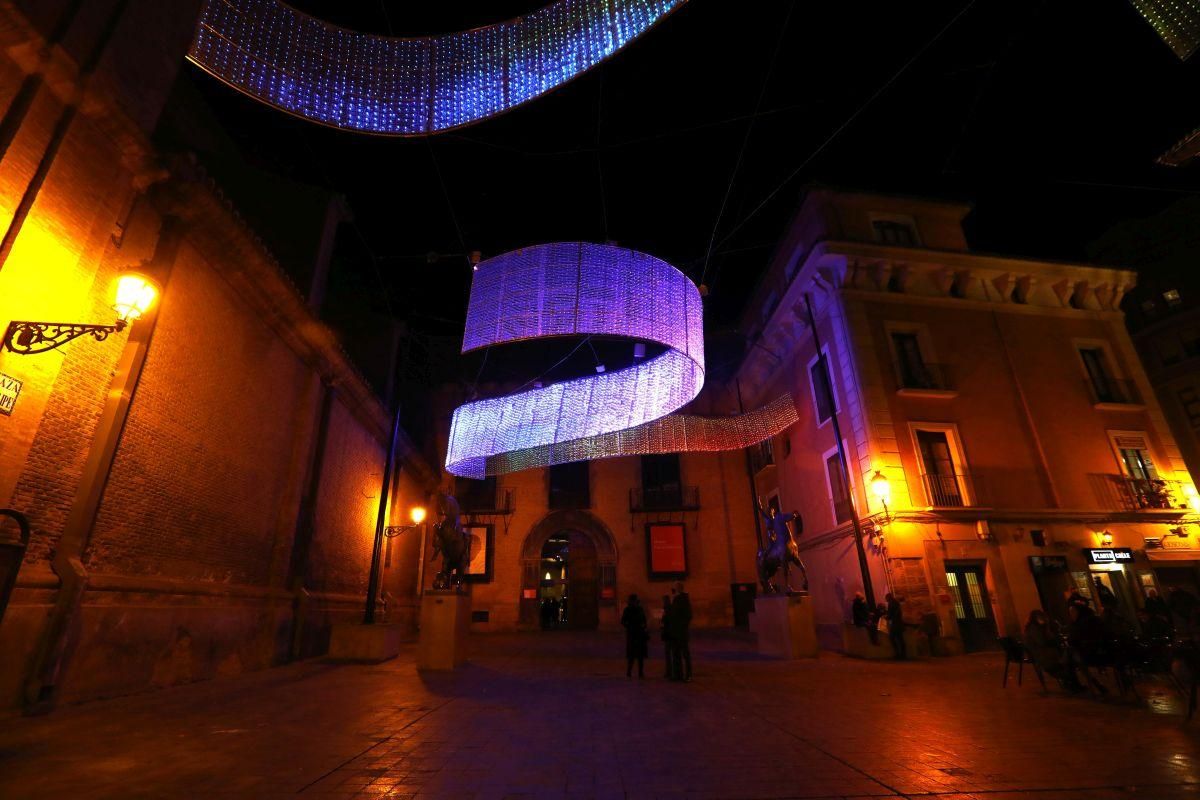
568 531 599 629
944 563 998 651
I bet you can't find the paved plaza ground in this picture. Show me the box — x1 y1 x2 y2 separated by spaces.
1 631 1198 799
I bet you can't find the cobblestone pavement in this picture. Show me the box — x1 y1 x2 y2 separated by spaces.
1 631 1198 799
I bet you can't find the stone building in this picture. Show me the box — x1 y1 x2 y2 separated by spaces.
0 0 435 713
426 381 763 632
736 188 1200 652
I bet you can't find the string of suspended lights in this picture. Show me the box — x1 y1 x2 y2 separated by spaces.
187 0 689 135
444 243 797 478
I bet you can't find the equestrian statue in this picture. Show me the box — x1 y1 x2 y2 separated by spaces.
431 493 470 591
756 497 809 594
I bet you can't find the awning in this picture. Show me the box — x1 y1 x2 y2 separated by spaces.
1145 549 1200 562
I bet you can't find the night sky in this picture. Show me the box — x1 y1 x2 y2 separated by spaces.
191 0 1200 342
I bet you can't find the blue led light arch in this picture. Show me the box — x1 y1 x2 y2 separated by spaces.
187 0 689 135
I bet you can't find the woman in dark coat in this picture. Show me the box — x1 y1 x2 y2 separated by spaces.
621 594 649 678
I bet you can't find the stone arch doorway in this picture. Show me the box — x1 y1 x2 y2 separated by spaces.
520 510 617 629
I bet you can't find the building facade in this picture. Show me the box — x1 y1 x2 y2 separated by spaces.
737 188 1200 651
0 0 434 713
425 382 763 633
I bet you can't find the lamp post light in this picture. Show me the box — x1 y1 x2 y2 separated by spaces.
3 271 158 355
7 271 159 353
870 470 892 522
384 505 427 538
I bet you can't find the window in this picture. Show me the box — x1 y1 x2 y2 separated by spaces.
1109 431 1169 510
1164 288 1183 307
824 449 853 523
781 434 792 459
1078 345 1121 403
548 461 589 509
892 331 934 389
910 424 970 507
1179 387 1200 430
872 219 919 246
640 453 682 508
455 475 497 512
809 350 837 424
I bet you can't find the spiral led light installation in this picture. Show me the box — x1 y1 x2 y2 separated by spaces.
187 0 689 135
445 243 799 478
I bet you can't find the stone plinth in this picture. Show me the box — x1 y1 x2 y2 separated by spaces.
750 593 818 659
327 623 405 663
417 591 471 670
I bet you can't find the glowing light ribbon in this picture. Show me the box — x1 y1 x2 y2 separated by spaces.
187 0 689 135
445 243 799 478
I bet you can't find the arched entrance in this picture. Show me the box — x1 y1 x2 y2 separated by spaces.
520 510 617 630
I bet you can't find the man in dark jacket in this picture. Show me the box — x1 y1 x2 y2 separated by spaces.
886 592 906 660
665 581 693 681
851 591 877 644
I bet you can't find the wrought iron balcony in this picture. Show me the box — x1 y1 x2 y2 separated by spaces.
630 486 700 513
1119 477 1186 511
748 439 775 474
1083 378 1142 406
457 486 514 515
895 362 953 392
921 472 970 508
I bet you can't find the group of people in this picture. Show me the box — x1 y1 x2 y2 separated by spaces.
621 582 692 681
850 591 908 659
1022 581 1200 693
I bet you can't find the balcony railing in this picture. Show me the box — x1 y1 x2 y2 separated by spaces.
457 486 514 514
1084 378 1142 406
922 472 969 507
748 439 775 474
1120 478 1186 510
895 362 953 392
630 486 700 513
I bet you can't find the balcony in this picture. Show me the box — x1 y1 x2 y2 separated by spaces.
895 363 957 399
630 486 700 513
457 486 514 515
748 439 775 474
1119 478 1188 511
922 472 971 508
1084 378 1144 410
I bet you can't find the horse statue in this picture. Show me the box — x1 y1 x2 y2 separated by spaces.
756 498 808 594
430 493 470 591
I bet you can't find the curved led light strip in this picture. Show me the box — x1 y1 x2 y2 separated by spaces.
445 243 799 478
446 242 704 478
187 0 688 135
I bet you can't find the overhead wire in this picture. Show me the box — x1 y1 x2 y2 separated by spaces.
698 0 795 288
704 0 980 262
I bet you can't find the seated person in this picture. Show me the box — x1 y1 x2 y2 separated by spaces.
1024 610 1083 691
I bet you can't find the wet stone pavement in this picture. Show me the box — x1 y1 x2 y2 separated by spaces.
0 630 1198 799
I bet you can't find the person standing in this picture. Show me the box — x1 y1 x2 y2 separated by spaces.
666 581 693 681
621 594 648 678
660 593 673 678
886 592 906 660
851 591 877 644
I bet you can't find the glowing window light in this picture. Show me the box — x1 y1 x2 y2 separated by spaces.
186 0 689 136
444 243 799 478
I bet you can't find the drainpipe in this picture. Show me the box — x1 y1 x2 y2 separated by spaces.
23 216 182 712
736 379 765 556
991 311 1061 508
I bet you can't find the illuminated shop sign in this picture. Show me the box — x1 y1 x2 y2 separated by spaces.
1084 548 1134 564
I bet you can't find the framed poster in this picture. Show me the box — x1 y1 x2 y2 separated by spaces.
646 523 688 580
464 524 493 583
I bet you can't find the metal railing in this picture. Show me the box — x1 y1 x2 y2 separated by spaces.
895 362 953 392
1084 378 1141 405
748 439 775 474
457 486 514 514
1120 477 1186 510
630 485 700 512
922 473 968 507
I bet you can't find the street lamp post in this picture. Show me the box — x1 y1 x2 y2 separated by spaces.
3 271 158 354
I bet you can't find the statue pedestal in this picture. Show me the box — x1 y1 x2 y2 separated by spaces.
417 590 471 670
750 593 818 659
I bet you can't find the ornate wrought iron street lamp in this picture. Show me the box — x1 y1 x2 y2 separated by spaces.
2 272 158 355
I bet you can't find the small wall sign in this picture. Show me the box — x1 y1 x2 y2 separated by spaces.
1084 547 1133 564
0 372 22 416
